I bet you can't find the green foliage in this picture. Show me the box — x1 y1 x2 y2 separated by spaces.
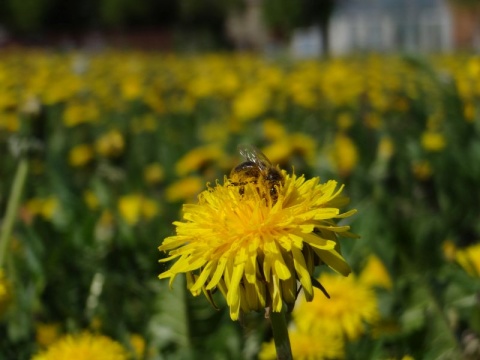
261 0 302 36
1 51 480 359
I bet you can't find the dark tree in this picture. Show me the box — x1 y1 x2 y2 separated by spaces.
301 0 337 57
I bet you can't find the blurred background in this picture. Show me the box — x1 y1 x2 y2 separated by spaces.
1 0 480 359
0 0 479 54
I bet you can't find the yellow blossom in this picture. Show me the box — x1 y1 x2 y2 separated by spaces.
293 273 380 340
144 90 165 114
262 119 287 140
69 144 94 167
165 176 204 203
121 76 143 100
337 112 354 130
32 332 128 360
289 133 317 166
0 269 12 316
378 136 395 160
463 102 475 122
455 243 480 277
198 120 230 144
40 197 59 220
0 112 20 132
421 131 446 152
144 163 165 185
63 100 99 127
175 146 223 176
442 240 457 262
261 140 293 165
232 86 269 121
36 323 61 348
359 254 392 290
258 330 344 360
412 160 433 181
24 196 59 221
129 334 146 359
330 133 359 177
159 171 357 320
118 194 159 225
262 133 316 167
95 130 125 157
141 198 160 220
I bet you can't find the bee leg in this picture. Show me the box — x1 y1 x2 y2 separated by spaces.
230 181 246 196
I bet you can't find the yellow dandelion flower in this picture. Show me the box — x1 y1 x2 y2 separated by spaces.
25 196 60 221
95 130 125 158
442 240 457 262
262 134 316 167
69 144 94 167
262 119 287 140
421 131 446 152
0 269 12 316
144 163 165 185
36 322 61 348
359 254 392 290
141 198 159 220
39 196 59 221
463 102 475 122
159 163 357 320
261 140 293 165
330 133 359 177
199 120 230 144
129 333 146 359
62 101 99 127
32 332 128 360
258 330 344 360
337 112 354 130
23 198 44 221
412 160 433 181
118 194 158 225
386 356 415 360
378 136 395 160
455 243 480 277
165 176 204 203
293 273 379 340
121 76 143 100
175 146 223 176
0 112 20 132
289 133 317 166
144 90 165 114
118 194 141 225
232 86 270 121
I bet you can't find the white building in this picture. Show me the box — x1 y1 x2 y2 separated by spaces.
330 0 453 55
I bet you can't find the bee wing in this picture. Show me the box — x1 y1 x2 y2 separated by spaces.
238 144 272 171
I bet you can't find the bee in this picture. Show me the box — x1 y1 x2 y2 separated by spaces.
230 144 285 204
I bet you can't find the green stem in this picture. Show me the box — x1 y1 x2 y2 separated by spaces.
0 159 29 268
269 308 293 360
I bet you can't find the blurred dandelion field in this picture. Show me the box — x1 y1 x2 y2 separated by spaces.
1 49 480 359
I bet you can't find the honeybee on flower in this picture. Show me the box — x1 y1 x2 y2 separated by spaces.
229 144 285 205
159 144 358 320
